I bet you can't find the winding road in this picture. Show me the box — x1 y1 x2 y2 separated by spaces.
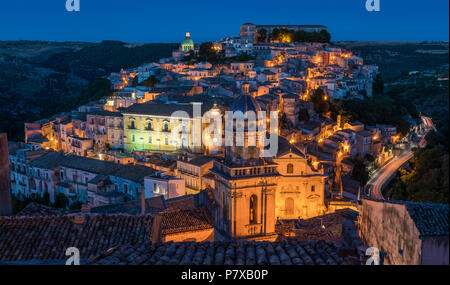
366 116 432 199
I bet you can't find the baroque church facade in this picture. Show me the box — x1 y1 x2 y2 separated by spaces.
211 88 327 240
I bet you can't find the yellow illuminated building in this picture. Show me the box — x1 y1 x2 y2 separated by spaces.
122 102 217 154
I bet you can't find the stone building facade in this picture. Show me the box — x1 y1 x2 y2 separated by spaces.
210 91 327 241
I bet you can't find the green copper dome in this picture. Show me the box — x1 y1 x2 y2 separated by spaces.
181 32 194 52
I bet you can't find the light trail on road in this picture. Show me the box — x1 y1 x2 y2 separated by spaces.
370 129 428 199
372 150 414 199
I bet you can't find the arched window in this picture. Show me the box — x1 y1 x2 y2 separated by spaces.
130 119 135 129
287 163 294 174
249 195 258 224
146 120 152 130
285 198 294 215
163 121 169 132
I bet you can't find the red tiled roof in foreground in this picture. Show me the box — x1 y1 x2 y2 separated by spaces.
0 207 213 262
161 207 212 235
0 214 152 262
90 240 362 265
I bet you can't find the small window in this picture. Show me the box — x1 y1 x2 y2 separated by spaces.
163 121 169 132
311 185 315 192
165 137 169 145
249 195 258 224
148 136 152 144
287 163 294 174
285 198 294 215
132 134 135 142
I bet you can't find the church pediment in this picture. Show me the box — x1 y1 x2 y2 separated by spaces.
277 152 304 160
306 194 321 199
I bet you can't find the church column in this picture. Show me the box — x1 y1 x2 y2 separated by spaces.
231 183 242 239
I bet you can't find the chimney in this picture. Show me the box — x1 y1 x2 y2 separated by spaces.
0 133 12 216
73 215 85 226
141 185 146 214
81 205 91 213
151 214 163 243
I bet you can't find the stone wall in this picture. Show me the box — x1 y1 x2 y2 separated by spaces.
359 199 422 265
0 134 12 215
163 228 214 242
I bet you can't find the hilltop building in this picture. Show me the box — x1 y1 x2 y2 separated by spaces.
181 32 195 52
240 23 328 43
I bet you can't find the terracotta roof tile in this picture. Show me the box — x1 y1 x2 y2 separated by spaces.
91 240 360 265
160 206 213 235
0 214 152 262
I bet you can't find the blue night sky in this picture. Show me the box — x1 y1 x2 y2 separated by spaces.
0 0 448 43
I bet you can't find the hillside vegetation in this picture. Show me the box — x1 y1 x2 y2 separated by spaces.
0 41 177 141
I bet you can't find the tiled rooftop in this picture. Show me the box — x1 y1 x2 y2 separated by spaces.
165 195 196 210
276 209 359 242
0 206 213 262
30 151 66 169
16 202 65 216
185 156 213 167
403 201 448 237
88 196 166 215
366 199 449 238
90 240 360 265
0 214 152 262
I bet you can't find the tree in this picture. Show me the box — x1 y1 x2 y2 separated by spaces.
352 159 369 186
319 30 331 43
373 74 384 95
131 76 139 87
199 42 216 58
270 28 281 42
318 101 330 114
41 192 50 206
69 201 83 211
142 75 159 88
298 109 310 122
53 194 69 209
310 88 330 116
257 29 268 43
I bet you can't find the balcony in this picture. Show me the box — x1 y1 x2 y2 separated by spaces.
244 223 263 236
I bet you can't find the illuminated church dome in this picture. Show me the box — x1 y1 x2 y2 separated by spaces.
225 83 265 165
231 83 261 114
181 32 194 52
231 93 261 114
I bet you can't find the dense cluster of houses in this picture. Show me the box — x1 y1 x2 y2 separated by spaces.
0 24 447 265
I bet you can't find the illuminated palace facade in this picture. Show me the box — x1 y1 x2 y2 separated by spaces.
122 102 218 153
211 89 327 240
